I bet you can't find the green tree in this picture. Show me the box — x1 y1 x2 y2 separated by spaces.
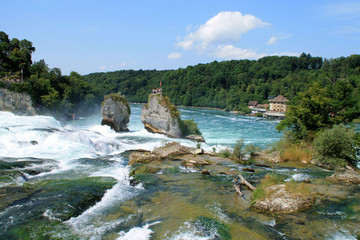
314 124 358 169
233 139 245 159
277 82 333 140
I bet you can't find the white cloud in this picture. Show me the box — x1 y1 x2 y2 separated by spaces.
324 2 360 18
167 52 182 60
211 45 299 60
174 11 298 61
267 36 278 45
177 11 270 50
99 65 106 71
212 45 266 60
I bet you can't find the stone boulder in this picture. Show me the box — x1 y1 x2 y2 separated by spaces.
0 88 36 115
141 94 182 138
252 184 315 213
327 169 360 184
101 93 130 132
141 94 204 141
129 142 195 164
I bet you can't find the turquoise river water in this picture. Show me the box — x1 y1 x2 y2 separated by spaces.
0 104 359 239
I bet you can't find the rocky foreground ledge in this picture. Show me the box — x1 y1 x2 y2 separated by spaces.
128 142 360 215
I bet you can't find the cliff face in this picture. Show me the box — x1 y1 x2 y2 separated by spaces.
0 88 36 115
141 94 183 138
101 93 130 132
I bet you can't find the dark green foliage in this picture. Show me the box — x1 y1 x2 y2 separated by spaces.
179 119 202 136
314 124 358 168
83 54 330 111
277 80 360 140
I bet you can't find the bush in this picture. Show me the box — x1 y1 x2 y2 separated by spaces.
314 124 357 169
233 139 245 159
218 149 231 158
245 144 261 158
179 119 202 136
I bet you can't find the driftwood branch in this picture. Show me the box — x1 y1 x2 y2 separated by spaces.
232 174 256 197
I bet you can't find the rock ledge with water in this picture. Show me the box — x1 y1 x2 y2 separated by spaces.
252 184 315 213
141 93 204 142
327 168 360 184
101 93 130 132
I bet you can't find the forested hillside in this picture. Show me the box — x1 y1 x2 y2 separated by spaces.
84 54 360 111
2 30 360 119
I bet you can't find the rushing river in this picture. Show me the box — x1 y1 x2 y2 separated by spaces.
0 104 359 240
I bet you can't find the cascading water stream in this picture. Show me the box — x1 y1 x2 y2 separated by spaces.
0 104 358 240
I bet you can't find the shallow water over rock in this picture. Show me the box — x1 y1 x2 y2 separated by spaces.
0 105 359 239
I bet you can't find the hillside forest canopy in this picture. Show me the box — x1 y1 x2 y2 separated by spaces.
1 31 360 126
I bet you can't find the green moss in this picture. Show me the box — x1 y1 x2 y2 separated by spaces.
131 164 161 176
163 166 180 174
9 219 78 240
23 177 117 221
195 216 231 240
251 173 312 205
132 174 161 188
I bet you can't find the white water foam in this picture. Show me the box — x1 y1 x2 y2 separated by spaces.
285 173 311 182
117 221 160 240
164 221 216 240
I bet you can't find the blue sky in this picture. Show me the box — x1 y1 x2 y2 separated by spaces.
1 0 360 75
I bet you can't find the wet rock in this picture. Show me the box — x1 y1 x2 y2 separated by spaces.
185 134 205 142
327 169 360 184
0 88 36 115
252 184 315 213
101 93 130 132
201 169 210 175
129 142 195 164
243 167 255 173
128 152 160 164
192 148 204 155
152 142 195 158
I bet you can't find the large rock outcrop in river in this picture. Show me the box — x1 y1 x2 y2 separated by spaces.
0 88 36 115
101 93 130 132
141 93 204 141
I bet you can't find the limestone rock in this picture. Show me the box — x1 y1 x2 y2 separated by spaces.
141 94 182 138
0 88 36 115
141 94 204 141
192 148 204 155
101 93 130 132
186 134 205 142
327 169 360 184
252 184 315 213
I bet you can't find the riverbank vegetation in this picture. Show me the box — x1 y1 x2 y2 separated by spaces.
0 31 102 120
2 30 360 124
